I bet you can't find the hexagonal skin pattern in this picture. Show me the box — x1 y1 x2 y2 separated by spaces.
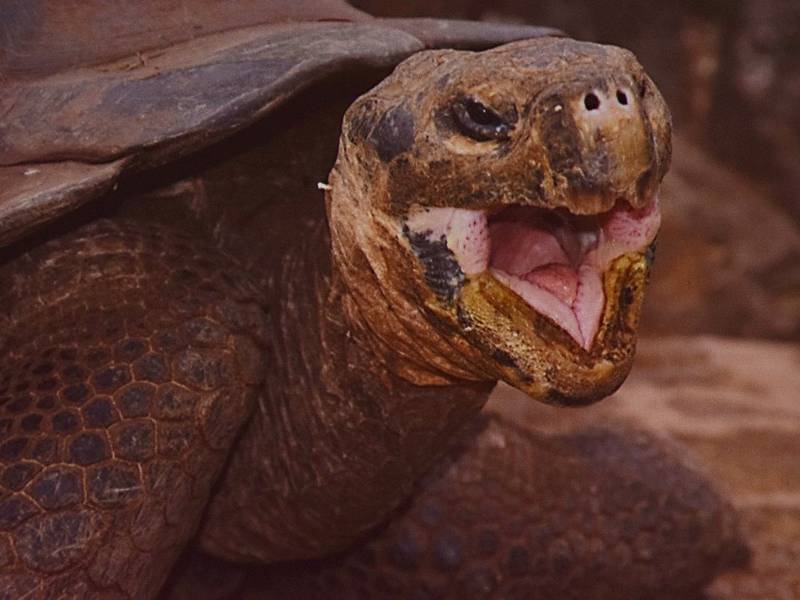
0 220 267 598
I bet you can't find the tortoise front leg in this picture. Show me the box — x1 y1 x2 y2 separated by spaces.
0 220 267 599
168 416 745 600
258 416 746 599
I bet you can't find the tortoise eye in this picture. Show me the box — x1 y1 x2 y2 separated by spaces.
452 98 515 141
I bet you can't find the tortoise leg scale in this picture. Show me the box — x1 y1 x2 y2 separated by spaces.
0 220 267 598
246 418 747 599
164 417 746 600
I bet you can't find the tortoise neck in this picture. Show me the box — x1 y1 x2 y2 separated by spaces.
324 232 494 472
198 220 492 563
325 149 496 387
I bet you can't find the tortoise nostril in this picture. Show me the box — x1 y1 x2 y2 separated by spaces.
583 93 600 111
616 90 628 105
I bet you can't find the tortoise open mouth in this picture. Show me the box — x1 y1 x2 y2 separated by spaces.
404 195 660 350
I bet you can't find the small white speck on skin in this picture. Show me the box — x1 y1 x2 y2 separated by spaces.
554 105 563 112
317 182 332 191
23 168 40 176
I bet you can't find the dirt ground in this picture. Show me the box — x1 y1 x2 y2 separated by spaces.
489 336 800 599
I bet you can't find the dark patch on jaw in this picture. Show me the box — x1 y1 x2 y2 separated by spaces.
457 321 533 384
369 104 416 163
619 285 634 310
491 347 535 385
491 348 518 369
456 305 473 331
403 226 464 303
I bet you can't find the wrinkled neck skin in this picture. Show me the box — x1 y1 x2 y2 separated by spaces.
198 171 492 563
328 143 497 387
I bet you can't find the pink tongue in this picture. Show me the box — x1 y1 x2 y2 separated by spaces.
488 219 606 348
525 264 578 305
489 222 569 275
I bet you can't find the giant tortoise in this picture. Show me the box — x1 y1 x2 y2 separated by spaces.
0 1 744 598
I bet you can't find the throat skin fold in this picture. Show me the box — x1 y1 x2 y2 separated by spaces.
197 206 493 563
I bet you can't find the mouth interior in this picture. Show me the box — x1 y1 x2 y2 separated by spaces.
405 197 660 350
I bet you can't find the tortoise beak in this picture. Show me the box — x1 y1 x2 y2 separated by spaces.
531 73 668 214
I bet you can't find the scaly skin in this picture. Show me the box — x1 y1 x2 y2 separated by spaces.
0 37 743 598
166 416 745 600
198 222 491 562
0 221 267 597
245 418 745 599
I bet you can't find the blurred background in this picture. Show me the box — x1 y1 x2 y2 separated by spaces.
354 1 800 597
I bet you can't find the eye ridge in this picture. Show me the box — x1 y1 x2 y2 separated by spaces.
452 98 514 141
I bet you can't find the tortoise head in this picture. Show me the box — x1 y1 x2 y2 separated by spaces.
327 37 671 405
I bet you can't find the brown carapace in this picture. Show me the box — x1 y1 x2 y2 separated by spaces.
0 2 744 598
